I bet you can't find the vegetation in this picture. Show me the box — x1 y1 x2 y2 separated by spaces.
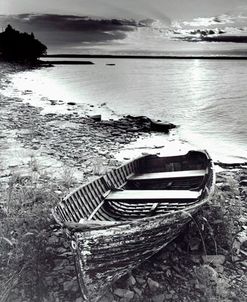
0 25 47 62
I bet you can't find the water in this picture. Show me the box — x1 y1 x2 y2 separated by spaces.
1 58 247 162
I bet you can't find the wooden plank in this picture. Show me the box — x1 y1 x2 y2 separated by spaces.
106 189 201 201
87 190 111 220
130 169 206 181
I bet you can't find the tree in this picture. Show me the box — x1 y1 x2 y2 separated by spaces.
0 25 47 62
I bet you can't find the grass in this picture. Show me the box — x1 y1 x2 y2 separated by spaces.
0 157 66 302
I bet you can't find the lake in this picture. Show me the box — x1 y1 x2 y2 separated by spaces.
1 58 247 163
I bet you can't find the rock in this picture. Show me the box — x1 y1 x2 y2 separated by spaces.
114 289 134 300
147 278 160 291
122 115 176 133
164 294 173 299
116 138 127 144
240 180 247 186
133 287 142 296
89 115 101 122
44 276 53 286
190 255 201 264
49 99 57 105
202 255 226 266
100 292 115 302
189 238 201 251
136 277 146 285
23 90 32 95
150 119 176 133
152 294 165 302
215 265 224 273
194 265 218 285
63 280 74 291
240 261 247 268
48 235 59 244
127 275 136 286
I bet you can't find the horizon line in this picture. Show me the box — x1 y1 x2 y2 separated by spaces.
43 54 247 60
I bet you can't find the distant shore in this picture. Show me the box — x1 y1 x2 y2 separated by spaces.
43 54 247 60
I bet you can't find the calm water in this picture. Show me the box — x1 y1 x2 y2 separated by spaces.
2 59 247 162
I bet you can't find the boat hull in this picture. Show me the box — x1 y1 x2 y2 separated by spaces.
72 199 209 301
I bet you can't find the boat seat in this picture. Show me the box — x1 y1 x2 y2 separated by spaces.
129 169 206 181
106 189 201 201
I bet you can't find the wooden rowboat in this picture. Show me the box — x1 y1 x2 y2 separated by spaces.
52 150 215 301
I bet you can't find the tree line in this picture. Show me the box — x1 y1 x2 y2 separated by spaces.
0 25 47 62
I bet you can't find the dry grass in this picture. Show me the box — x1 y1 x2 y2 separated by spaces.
0 158 64 302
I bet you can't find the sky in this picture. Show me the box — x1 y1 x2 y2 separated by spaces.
1 0 247 55
1 0 247 20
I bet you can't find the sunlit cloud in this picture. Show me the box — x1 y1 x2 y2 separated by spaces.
181 14 237 28
167 12 247 45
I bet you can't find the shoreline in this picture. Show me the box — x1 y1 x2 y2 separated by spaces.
1 63 246 187
0 82 180 189
2 61 247 165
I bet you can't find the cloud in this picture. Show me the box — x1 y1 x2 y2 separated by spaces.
170 12 247 44
202 35 247 43
181 14 235 28
0 13 141 46
174 31 247 43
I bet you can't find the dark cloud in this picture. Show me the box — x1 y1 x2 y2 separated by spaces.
202 35 247 43
12 14 138 31
0 14 140 47
175 32 247 43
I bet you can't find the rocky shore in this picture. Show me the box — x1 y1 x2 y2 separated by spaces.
0 65 246 302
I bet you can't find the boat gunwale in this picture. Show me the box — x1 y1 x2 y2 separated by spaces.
61 187 214 232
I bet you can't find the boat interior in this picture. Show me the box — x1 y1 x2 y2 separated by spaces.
56 151 213 223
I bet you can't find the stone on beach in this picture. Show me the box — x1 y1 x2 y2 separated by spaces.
202 255 226 266
89 114 102 121
114 288 134 299
147 277 161 291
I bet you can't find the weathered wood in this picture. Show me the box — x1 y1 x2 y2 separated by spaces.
130 169 206 180
87 190 111 220
106 189 201 201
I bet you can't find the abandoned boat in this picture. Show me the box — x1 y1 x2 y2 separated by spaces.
52 150 215 301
